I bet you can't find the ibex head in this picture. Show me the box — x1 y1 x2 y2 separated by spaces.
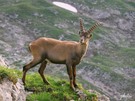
79 19 101 44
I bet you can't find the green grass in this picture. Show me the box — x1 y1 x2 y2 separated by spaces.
115 47 135 68
0 66 21 84
74 0 135 12
25 73 97 101
0 0 106 42
0 66 97 101
0 0 135 100
0 0 81 40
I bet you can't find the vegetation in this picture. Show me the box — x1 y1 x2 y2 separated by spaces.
0 0 104 40
0 0 135 100
0 66 20 84
26 73 97 101
70 0 135 12
0 66 97 101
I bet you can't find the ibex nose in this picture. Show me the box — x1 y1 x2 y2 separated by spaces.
80 36 85 43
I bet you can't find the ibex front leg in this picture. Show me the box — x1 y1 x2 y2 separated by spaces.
38 60 49 85
72 65 78 88
66 64 75 91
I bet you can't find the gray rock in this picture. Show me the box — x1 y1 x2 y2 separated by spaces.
118 19 133 30
0 79 26 101
0 56 7 66
76 89 87 101
90 9 111 19
88 90 110 101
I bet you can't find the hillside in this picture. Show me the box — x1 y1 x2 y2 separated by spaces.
0 66 110 101
0 0 135 101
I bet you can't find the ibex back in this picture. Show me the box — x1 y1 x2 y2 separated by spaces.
22 19 100 90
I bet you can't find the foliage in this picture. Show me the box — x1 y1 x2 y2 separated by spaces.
0 66 21 84
0 66 97 101
0 0 135 100
25 73 97 101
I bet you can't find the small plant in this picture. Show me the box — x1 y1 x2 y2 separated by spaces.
0 66 21 84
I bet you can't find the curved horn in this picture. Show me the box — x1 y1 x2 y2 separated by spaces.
87 22 101 34
80 19 84 32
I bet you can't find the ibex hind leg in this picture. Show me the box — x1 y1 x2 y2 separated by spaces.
22 58 42 85
22 44 44 85
38 60 50 85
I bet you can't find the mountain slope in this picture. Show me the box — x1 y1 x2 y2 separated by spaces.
0 66 109 101
0 0 135 101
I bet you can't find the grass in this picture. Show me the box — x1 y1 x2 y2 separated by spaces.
74 0 135 12
25 73 97 101
0 66 97 101
0 0 81 40
0 0 104 40
0 0 135 100
116 47 135 68
0 66 21 84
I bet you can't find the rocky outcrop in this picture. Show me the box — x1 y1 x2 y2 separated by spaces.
0 79 26 101
0 55 26 101
0 56 7 67
88 90 110 101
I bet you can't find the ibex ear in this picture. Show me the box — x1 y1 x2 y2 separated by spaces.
87 34 92 38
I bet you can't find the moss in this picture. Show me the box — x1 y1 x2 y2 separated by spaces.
0 66 21 84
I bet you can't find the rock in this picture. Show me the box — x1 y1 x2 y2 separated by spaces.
124 12 135 20
76 89 87 101
0 56 7 67
88 90 110 101
0 79 26 101
126 0 135 3
0 94 3 101
90 9 111 19
117 19 133 30
107 8 121 15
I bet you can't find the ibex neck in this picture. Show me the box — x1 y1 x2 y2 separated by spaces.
79 41 89 57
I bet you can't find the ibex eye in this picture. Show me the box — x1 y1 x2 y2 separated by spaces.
90 34 92 37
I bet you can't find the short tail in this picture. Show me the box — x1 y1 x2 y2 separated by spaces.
27 44 32 53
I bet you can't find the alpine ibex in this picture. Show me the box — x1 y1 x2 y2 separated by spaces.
22 19 100 90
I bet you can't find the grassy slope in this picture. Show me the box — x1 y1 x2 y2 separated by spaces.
0 0 79 39
26 74 97 101
0 0 134 64
0 0 106 40
0 66 97 101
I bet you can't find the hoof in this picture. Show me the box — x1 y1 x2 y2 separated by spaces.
74 84 79 88
70 86 76 91
44 81 50 85
22 79 25 85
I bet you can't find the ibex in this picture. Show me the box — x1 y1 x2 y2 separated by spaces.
22 19 100 90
